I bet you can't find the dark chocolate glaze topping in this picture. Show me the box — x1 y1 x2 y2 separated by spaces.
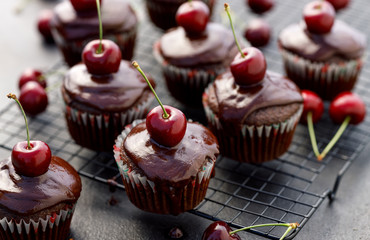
159 23 238 67
213 71 303 123
0 156 81 216
51 0 137 40
278 20 366 62
63 61 154 112
122 122 219 186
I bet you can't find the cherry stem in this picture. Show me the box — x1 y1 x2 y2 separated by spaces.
229 223 299 240
132 61 169 119
224 3 245 58
317 115 351 161
7 94 31 150
307 112 320 158
96 0 103 54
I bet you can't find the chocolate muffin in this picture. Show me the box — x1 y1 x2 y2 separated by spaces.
114 119 219 215
62 60 155 152
203 70 303 163
0 156 82 240
50 0 137 66
153 23 240 107
278 20 366 100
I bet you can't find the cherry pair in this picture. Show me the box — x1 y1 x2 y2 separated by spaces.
301 90 366 160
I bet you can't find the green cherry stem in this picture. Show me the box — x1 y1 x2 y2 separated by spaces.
307 112 320 158
229 223 299 240
96 0 103 54
132 61 169 119
317 115 351 161
7 94 31 150
224 3 245 58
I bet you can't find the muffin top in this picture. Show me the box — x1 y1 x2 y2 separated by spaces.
278 20 366 62
0 156 81 216
51 0 137 40
159 23 239 68
207 71 303 126
62 60 155 114
121 121 219 187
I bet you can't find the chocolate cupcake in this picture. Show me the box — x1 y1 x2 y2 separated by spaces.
50 0 138 66
62 60 155 152
0 156 82 240
113 119 219 215
145 0 215 30
278 3 366 100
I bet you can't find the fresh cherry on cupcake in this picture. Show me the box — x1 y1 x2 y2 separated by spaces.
81 0 121 75
225 4 267 86
7 93 51 177
70 0 102 13
247 0 275 14
318 91 366 160
244 18 271 47
37 9 55 44
132 61 187 147
19 81 48 116
326 0 350 11
202 220 299 240
18 68 47 89
303 0 336 34
175 0 210 35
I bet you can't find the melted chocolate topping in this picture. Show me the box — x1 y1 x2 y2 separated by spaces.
160 23 238 67
122 122 219 186
0 156 81 216
52 0 137 40
278 20 366 61
213 71 303 123
63 61 153 112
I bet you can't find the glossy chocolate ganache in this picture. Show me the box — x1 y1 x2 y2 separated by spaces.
122 122 219 187
0 156 81 216
278 20 366 62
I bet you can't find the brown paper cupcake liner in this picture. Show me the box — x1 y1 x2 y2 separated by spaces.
153 41 228 107
114 119 215 215
64 94 154 152
279 47 364 100
0 204 75 240
202 87 303 163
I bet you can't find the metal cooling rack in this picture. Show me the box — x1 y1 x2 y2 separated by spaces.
1 0 370 239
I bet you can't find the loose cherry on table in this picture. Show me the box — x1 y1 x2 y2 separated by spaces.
318 91 366 160
244 18 271 47
132 61 187 147
303 0 336 34
19 81 48 116
7 93 51 177
37 9 55 44
18 68 47 89
326 0 350 11
70 0 102 12
247 0 275 14
175 0 210 35
225 4 267 86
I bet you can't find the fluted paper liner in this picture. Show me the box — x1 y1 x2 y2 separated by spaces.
202 87 303 163
279 47 364 99
114 119 215 215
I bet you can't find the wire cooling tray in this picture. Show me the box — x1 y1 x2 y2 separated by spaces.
1 0 370 239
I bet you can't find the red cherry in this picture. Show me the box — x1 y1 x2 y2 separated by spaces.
244 18 271 47
202 221 241 240
70 0 101 12
82 39 122 75
247 0 275 14
146 105 187 147
19 82 48 116
230 47 267 86
329 92 366 125
18 68 47 89
12 141 52 177
303 1 336 34
326 0 350 11
37 9 54 44
176 0 210 34
300 90 324 124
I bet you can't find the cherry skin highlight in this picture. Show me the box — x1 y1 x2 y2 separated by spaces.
326 0 350 11
19 82 48 116
176 0 210 34
244 18 271 47
247 0 275 14
37 9 55 44
329 92 366 125
202 221 241 240
300 90 324 124
303 0 336 34
18 68 46 89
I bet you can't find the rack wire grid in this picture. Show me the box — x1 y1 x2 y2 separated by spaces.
1 0 370 239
